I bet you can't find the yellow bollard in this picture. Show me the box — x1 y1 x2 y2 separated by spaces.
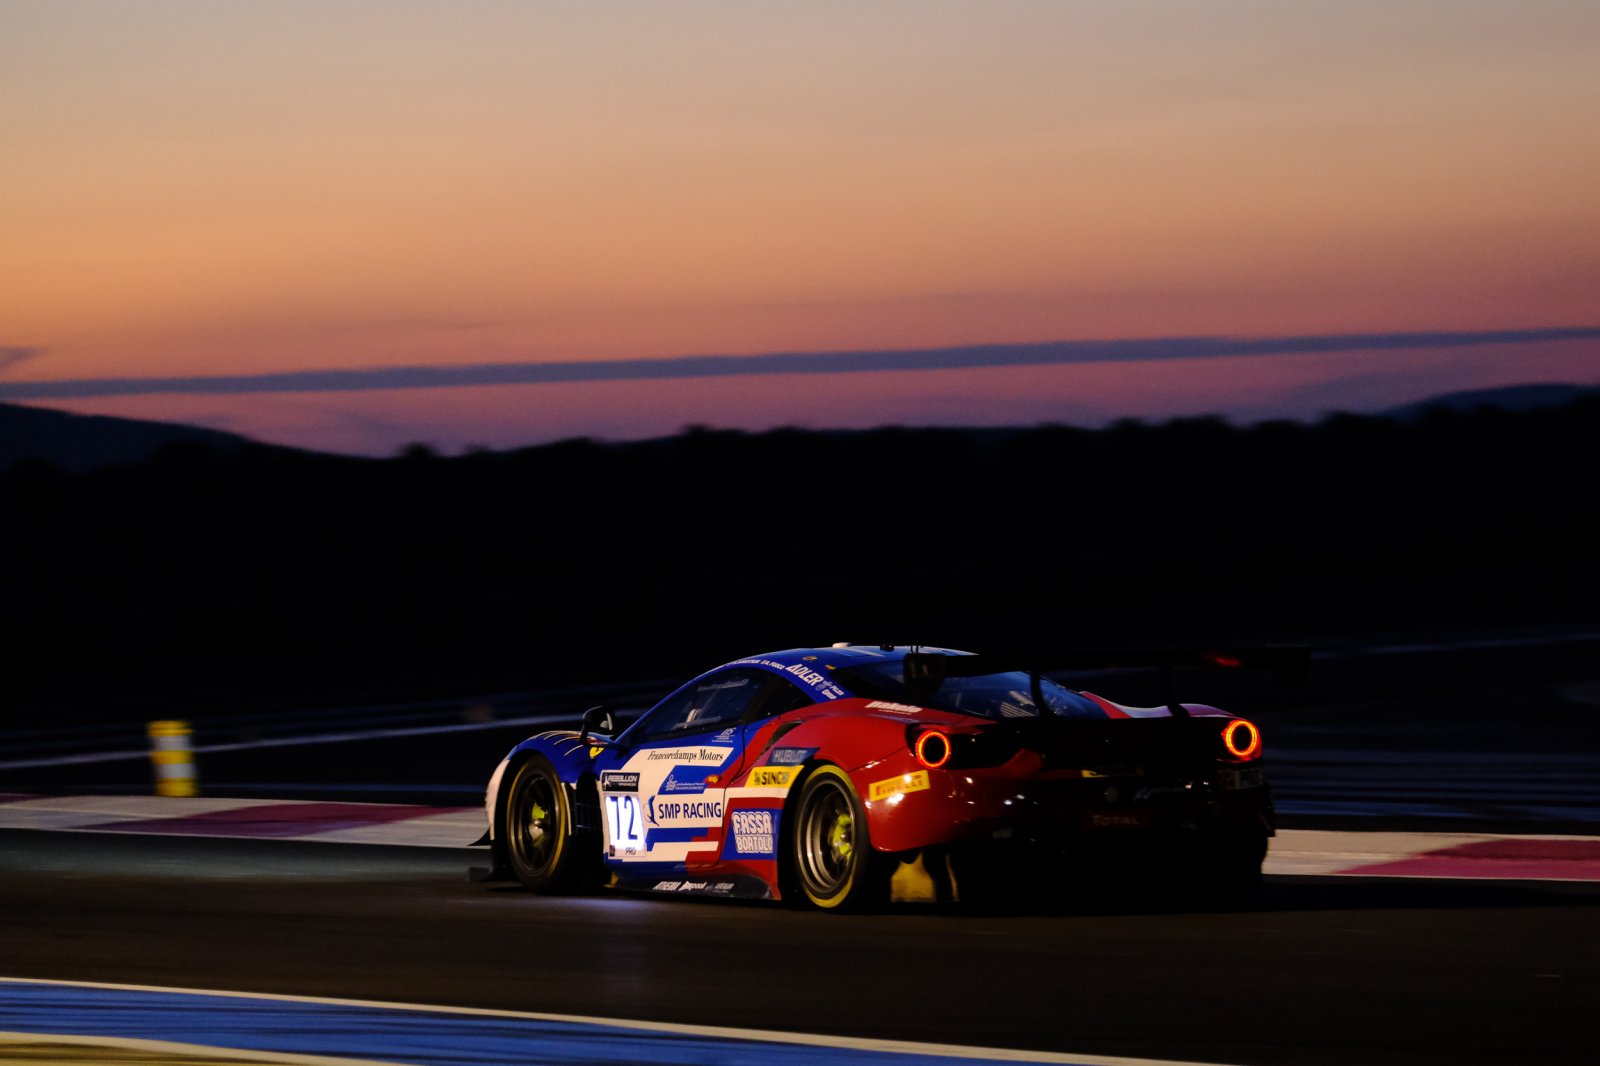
147 720 198 797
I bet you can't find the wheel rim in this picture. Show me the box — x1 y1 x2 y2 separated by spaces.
798 776 858 901
508 769 560 876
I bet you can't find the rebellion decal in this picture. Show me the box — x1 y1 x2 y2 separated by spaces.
725 809 778 859
868 769 930 802
599 771 640 793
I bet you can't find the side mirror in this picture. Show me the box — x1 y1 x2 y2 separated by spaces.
579 705 617 744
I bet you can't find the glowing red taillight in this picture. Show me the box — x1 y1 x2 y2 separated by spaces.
1221 718 1262 761
914 729 952 769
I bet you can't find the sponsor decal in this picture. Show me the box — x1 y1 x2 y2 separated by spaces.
652 879 738 896
729 658 845 700
746 765 801 789
1087 812 1148 829
646 797 724 826
867 700 922 715
868 769 930 802
712 726 739 744
600 771 640 793
660 769 709 794
784 663 825 685
731 657 787 670
726 809 778 858
589 746 604 759
766 746 815 766
644 746 733 765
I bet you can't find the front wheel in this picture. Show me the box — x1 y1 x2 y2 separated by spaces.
788 765 884 910
502 755 591 893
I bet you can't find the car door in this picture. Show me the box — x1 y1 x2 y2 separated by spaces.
594 668 770 871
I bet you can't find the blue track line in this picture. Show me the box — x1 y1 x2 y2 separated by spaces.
0 980 1125 1066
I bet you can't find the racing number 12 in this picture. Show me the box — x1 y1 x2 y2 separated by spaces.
605 794 643 849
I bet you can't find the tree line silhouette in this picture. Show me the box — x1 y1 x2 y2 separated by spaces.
4 399 1596 720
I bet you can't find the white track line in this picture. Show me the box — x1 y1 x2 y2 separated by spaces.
0 1031 407 1066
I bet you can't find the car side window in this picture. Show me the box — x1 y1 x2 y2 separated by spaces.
748 678 815 721
635 669 770 741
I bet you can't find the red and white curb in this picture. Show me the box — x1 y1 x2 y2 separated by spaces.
3 794 1598 881
1265 827 1600 881
0 794 483 850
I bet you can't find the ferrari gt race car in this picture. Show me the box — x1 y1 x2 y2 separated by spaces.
481 644 1291 909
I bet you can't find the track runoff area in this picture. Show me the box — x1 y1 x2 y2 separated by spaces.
2 795 1597 1066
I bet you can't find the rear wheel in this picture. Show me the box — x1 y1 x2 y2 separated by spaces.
789 765 883 910
502 755 591 893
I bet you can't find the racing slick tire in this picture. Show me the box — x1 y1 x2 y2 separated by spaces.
502 754 594 893
787 764 886 911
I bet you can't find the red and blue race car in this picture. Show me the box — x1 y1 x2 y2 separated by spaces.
482 644 1290 909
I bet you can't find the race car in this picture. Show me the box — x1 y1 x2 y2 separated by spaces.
481 643 1291 909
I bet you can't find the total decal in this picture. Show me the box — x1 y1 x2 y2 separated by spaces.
599 744 735 862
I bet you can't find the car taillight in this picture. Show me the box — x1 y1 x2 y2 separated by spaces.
1220 718 1262 761
905 725 1022 769
914 729 952 769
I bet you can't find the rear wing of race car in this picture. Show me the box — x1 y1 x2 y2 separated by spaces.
903 645 1310 718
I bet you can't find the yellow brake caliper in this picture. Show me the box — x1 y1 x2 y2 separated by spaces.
529 802 548 841
829 812 853 862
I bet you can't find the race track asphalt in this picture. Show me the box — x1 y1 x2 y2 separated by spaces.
1 830 1596 1066
5 634 1599 1064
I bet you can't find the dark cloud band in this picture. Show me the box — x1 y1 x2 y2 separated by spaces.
0 347 46 375
2 327 1597 401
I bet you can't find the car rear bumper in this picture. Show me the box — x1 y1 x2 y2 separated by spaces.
862 759 1273 853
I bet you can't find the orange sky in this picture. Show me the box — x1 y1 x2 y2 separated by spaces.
3 2 1597 452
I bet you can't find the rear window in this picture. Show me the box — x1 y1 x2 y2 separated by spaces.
835 661 1107 720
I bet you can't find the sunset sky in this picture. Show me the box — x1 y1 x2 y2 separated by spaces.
4 1 1597 455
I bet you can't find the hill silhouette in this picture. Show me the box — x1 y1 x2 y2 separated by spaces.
3 395 1596 719
1384 382 1600 421
0 402 288 473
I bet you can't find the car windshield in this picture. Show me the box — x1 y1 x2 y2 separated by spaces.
835 660 1107 720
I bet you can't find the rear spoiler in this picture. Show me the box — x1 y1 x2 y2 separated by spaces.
903 645 1310 719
